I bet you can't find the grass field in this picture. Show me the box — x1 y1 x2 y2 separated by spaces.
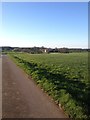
9 52 89 119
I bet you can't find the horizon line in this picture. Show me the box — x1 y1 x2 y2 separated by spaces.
0 46 89 49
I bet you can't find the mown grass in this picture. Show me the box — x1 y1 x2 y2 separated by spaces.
8 52 89 119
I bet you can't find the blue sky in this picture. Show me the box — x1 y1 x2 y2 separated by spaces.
1 2 88 48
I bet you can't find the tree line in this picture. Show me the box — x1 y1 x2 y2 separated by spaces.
1 46 89 54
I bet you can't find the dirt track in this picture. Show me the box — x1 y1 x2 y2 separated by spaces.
2 55 68 118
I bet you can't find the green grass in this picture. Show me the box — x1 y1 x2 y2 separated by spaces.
8 52 89 119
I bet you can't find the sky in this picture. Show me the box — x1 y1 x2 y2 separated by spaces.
0 2 88 48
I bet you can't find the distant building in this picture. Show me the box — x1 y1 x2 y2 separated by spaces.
44 49 47 53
